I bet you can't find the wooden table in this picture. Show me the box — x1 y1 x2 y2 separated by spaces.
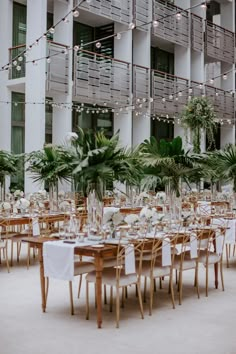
22 237 117 329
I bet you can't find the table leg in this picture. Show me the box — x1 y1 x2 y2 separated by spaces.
94 256 103 329
214 263 218 289
38 247 47 312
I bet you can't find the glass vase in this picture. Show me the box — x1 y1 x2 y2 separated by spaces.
49 183 58 212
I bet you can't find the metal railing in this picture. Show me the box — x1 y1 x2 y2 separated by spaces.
205 21 234 64
133 0 152 31
8 44 26 79
152 0 189 47
46 41 69 94
77 0 132 25
151 69 189 116
191 13 204 52
74 49 131 107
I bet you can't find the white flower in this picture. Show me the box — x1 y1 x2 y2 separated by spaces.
112 212 124 226
103 210 114 224
19 198 30 210
124 214 139 225
65 132 78 142
59 201 70 211
1 202 11 211
155 192 166 202
140 206 157 220
14 190 24 197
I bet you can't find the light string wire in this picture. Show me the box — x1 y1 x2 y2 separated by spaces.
0 0 208 72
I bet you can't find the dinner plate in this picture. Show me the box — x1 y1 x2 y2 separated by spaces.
91 244 104 248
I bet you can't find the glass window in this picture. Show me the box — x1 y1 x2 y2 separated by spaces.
45 98 52 143
151 47 174 75
47 12 54 41
72 104 113 136
13 2 27 46
151 120 174 142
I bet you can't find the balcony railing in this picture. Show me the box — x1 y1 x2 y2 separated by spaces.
205 21 234 64
133 0 152 31
191 13 203 52
46 41 69 94
77 0 132 25
8 44 26 80
153 0 189 47
151 69 189 116
74 50 131 107
205 85 234 120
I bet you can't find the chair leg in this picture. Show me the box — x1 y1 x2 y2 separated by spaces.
17 241 21 262
137 282 144 319
195 264 200 299
179 269 183 305
143 277 147 303
69 281 74 315
233 244 236 257
121 287 125 308
116 286 120 328
125 286 128 299
86 281 89 320
104 285 107 305
159 277 162 289
169 271 175 309
10 241 13 266
45 277 49 305
220 261 224 291
205 263 209 297
5 245 10 273
149 278 154 316
109 286 113 312
226 244 230 268
77 275 82 298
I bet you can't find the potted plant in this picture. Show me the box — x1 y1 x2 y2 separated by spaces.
0 150 18 201
180 97 217 154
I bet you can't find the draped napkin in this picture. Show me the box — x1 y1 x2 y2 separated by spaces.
190 233 198 259
125 244 136 274
43 241 77 281
162 238 171 266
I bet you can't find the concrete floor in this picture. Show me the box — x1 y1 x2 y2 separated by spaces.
1 244 236 354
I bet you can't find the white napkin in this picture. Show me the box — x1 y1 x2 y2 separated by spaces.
190 233 198 259
125 244 136 274
43 241 77 281
162 238 171 266
225 219 236 244
32 217 40 236
215 230 224 255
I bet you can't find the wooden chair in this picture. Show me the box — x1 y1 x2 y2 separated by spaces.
85 240 145 328
0 219 10 272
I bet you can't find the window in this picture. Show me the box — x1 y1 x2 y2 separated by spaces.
13 2 27 47
72 104 113 137
151 47 174 75
151 119 174 142
45 98 52 143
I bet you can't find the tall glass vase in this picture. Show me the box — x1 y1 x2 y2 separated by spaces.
49 183 58 212
0 181 5 202
87 187 103 234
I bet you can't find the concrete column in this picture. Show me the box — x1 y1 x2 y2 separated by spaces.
132 29 151 146
0 0 12 152
24 0 47 193
113 23 132 147
52 0 73 144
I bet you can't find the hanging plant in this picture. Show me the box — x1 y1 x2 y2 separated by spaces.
180 97 217 154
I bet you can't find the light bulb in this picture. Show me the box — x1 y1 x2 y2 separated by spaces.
96 42 101 48
162 98 166 102
14 102 18 106
149 97 153 103
43 33 47 38
200 2 207 8
46 57 51 63
128 22 135 30
178 91 182 97
49 27 55 34
18 56 23 62
189 88 192 94
223 74 227 80
176 13 182 20
63 17 69 23
116 33 122 40
73 9 80 17
209 79 214 84
169 95 173 100
16 65 21 71
74 45 80 51
86 0 92 3
13 60 18 66
153 20 159 28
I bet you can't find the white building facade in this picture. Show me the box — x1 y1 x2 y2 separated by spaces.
0 0 235 192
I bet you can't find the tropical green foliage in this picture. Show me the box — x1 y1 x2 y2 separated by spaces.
0 150 18 199
69 129 143 200
139 136 194 196
26 144 73 187
180 97 217 154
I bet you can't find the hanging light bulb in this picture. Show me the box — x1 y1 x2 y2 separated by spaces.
199 84 203 89
209 79 214 84
128 22 135 30
178 91 182 97
13 60 18 66
150 97 153 103
74 45 80 51
169 94 173 100
153 20 159 28
73 9 80 17
200 2 207 9
16 65 21 71
116 33 122 40
189 88 192 94
18 56 23 62
86 0 92 3
43 33 47 38
96 42 101 48
46 57 51 63
176 12 182 20
162 98 166 102
62 17 69 24
49 27 55 34
223 73 228 80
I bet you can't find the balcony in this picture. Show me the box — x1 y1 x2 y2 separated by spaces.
205 21 234 64
205 85 234 121
151 70 189 117
8 44 26 80
77 0 132 25
74 50 131 107
191 13 203 52
46 41 69 94
153 0 189 48
9 42 69 94
133 0 152 31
